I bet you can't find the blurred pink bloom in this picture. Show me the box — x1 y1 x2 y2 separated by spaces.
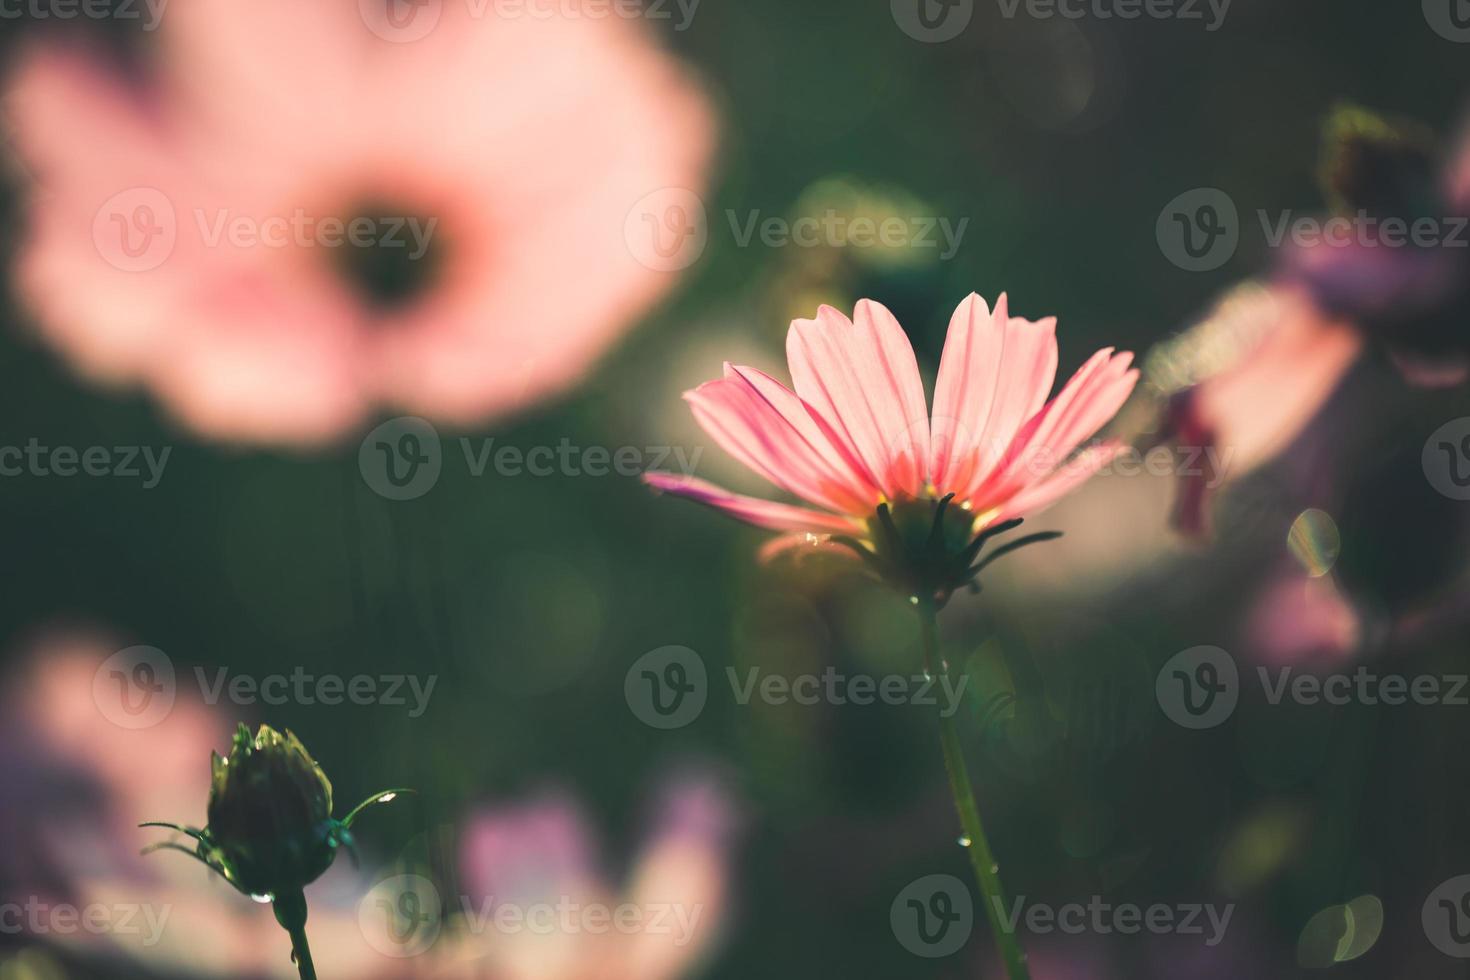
444 777 735 980
6 0 714 444
645 293 1137 569
1246 569 1361 665
1154 106 1470 537
0 634 405 978
1155 285 1362 535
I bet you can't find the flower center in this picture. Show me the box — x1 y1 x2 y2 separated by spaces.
329 200 445 310
852 494 1060 607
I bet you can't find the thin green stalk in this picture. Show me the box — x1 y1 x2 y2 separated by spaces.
919 600 1030 980
286 922 317 980
273 892 318 980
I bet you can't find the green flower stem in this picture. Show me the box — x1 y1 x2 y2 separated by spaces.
919 600 1030 980
273 892 318 980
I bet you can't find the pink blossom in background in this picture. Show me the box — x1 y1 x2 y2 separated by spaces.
646 293 1137 556
1245 569 1361 666
1151 284 1362 536
6 0 715 444
445 777 735 980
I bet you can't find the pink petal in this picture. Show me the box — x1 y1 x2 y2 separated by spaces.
931 293 999 489
643 473 860 534
974 347 1138 505
940 294 1058 498
994 441 1128 521
684 369 871 513
726 365 882 511
785 301 930 499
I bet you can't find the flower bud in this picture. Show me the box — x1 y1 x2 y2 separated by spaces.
206 724 338 899
143 723 410 903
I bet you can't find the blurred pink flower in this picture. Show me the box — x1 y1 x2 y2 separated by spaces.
1152 284 1362 536
443 777 735 980
1152 106 1470 537
645 293 1137 596
1245 568 1361 666
6 0 714 444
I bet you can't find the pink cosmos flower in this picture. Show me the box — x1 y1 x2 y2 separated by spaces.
6 0 714 445
645 294 1138 604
